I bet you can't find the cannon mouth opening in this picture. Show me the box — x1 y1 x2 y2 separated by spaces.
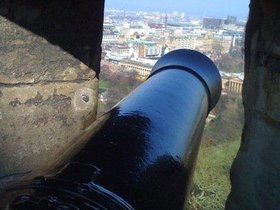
149 49 222 112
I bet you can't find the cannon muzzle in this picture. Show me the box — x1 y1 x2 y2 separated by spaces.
2 49 221 210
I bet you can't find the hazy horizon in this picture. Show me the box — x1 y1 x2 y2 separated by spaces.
105 0 250 20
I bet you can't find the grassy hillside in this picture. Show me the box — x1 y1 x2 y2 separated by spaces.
188 94 243 209
188 139 240 210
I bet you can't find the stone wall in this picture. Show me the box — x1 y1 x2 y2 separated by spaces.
0 0 104 190
226 0 280 209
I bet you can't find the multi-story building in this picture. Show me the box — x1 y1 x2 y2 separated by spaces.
224 15 237 25
167 32 215 53
120 59 155 77
106 43 130 61
222 76 243 94
203 18 224 30
102 32 120 43
167 34 198 51
131 41 162 59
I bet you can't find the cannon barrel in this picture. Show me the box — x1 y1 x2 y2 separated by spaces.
2 49 221 209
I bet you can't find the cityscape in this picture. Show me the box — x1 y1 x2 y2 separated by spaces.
101 8 245 96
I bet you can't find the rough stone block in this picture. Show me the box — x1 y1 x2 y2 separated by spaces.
0 0 104 190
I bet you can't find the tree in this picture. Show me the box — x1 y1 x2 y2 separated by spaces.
98 64 142 115
215 54 244 73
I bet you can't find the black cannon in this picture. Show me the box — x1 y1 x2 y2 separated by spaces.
1 49 221 210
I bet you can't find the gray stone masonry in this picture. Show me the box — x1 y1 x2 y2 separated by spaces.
226 0 280 209
0 0 104 190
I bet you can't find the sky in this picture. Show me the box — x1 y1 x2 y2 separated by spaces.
105 0 250 20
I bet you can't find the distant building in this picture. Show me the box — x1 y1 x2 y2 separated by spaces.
148 23 165 29
102 32 119 43
225 15 237 25
120 59 153 77
124 23 152 37
167 34 198 51
203 18 224 30
222 76 243 94
136 41 162 58
166 32 215 53
107 44 130 61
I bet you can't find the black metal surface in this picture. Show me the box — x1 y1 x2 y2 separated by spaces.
151 49 221 111
1 49 221 210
